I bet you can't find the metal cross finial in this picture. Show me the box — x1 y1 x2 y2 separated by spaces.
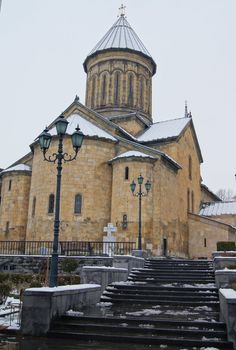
185 100 188 118
118 4 126 17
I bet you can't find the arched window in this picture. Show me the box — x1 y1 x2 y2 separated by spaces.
102 75 107 104
114 72 120 105
188 156 192 180
125 166 129 180
187 189 190 212
8 180 12 191
128 74 133 106
32 197 36 217
140 78 144 110
48 194 55 214
191 191 194 213
74 194 82 214
91 77 96 108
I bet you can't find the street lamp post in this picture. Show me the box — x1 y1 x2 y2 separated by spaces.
130 175 151 251
38 114 84 287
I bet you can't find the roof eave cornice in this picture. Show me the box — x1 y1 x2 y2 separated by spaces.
83 48 156 75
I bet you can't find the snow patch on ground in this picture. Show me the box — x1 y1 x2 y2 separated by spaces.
139 323 155 329
96 302 113 307
126 309 162 316
65 310 84 317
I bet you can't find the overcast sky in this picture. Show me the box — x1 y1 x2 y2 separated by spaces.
0 0 235 194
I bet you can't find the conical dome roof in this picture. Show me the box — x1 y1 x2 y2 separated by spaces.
89 15 152 57
84 14 156 74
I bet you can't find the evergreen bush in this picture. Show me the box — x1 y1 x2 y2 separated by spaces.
216 241 236 251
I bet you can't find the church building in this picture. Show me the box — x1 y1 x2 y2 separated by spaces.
0 11 235 258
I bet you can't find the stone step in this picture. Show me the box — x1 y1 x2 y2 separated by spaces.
100 295 220 306
146 259 213 263
131 269 215 276
52 319 228 339
57 315 227 330
107 285 218 295
48 329 233 349
110 284 218 292
128 276 215 283
103 290 219 302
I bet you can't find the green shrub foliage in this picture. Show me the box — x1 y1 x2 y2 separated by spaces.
61 259 79 273
217 241 236 251
226 264 236 270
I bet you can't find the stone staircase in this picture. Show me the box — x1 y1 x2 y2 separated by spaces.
49 259 233 349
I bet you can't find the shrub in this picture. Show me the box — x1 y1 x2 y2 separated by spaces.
58 275 80 286
226 264 236 270
217 241 236 251
61 259 79 273
0 273 9 283
29 281 43 288
231 282 236 291
0 282 12 300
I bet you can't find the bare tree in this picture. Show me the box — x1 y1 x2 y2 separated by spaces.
216 188 235 201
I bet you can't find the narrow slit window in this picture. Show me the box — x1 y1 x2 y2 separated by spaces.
8 180 12 191
91 77 96 108
48 194 55 214
114 72 120 105
32 197 36 217
128 75 133 106
191 191 194 213
6 221 9 234
102 75 107 104
140 78 143 110
204 238 207 247
125 167 129 180
189 156 192 180
187 189 190 212
74 194 82 214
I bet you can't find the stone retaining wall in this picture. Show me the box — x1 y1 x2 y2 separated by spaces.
219 289 236 348
214 256 236 270
215 270 236 288
81 266 128 292
0 255 113 274
21 284 101 335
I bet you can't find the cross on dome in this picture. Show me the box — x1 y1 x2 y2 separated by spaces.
118 4 126 17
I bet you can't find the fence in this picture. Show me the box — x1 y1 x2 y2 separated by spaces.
0 241 136 256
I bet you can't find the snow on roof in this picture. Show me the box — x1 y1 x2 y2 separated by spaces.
109 150 155 162
1 164 31 173
49 113 116 141
137 117 190 142
200 201 236 216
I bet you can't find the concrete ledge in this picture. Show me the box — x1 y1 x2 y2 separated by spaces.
213 251 236 259
21 284 101 335
215 270 236 288
214 256 236 270
113 255 144 273
219 288 236 348
81 266 128 292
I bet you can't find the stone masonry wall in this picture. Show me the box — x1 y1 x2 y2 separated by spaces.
26 137 116 241
188 213 236 258
0 172 31 241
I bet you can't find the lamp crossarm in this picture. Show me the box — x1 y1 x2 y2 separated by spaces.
133 191 148 197
43 151 78 163
43 152 58 163
63 150 78 163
